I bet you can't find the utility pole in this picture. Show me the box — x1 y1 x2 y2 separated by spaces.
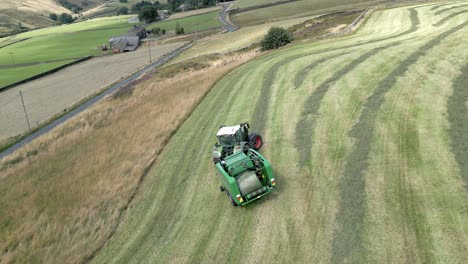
148 39 152 63
19 91 31 131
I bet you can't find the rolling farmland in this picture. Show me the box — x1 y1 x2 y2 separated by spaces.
93 2 468 263
0 42 186 141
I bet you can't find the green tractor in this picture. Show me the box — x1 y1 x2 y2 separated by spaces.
212 122 263 164
212 123 275 206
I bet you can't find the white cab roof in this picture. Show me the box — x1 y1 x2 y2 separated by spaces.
217 125 240 136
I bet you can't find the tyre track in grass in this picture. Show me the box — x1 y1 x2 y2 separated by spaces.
331 21 468 264
447 62 468 190
295 43 398 166
433 9 468 26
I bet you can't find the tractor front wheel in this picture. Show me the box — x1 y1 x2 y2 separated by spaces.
248 133 263 150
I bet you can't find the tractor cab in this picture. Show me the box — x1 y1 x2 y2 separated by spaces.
216 125 245 147
212 122 263 163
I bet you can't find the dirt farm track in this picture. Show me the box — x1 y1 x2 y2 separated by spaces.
0 42 185 141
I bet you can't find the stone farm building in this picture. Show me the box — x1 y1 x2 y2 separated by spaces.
109 25 148 52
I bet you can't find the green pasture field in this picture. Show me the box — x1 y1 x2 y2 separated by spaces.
232 0 381 25
93 1 468 263
147 11 221 33
234 0 287 9
14 16 135 39
0 60 75 89
0 27 130 87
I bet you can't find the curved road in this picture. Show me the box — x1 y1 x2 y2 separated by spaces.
219 3 239 32
0 42 192 160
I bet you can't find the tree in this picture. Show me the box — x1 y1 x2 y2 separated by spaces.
175 22 184 34
58 13 75 24
119 0 128 2
49 13 58 21
161 29 166 34
152 27 161 35
260 27 293 50
139 6 159 23
117 7 129 15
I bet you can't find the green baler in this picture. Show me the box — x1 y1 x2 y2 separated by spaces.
216 149 275 206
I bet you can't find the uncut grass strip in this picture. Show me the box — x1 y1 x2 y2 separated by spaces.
331 21 468 263
433 9 468 26
295 43 398 166
447 62 468 190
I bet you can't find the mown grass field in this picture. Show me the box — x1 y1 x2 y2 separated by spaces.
91 2 468 263
147 11 220 34
0 59 74 88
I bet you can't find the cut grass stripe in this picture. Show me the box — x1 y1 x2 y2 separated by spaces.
295 44 397 166
433 9 468 26
331 21 468 263
447 62 468 190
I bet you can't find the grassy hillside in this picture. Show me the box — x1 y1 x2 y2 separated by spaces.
0 0 71 35
89 1 468 263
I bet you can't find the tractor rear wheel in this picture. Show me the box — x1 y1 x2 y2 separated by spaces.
248 133 263 150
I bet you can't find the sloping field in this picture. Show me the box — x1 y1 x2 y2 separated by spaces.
0 42 186 141
232 0 380 25
94 1 468 263
147 11 221 34
0 0 70 34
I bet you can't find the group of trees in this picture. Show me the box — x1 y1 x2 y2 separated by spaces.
49 13 75 24
58 0 82 14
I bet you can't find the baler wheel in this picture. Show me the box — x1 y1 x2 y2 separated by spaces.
227 193 238 207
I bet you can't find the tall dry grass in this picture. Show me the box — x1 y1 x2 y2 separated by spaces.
0 50 258 263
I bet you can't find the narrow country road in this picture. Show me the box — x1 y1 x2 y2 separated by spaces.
0 42 193 160
219 3 239 32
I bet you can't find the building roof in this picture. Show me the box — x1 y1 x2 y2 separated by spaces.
217 125 240 136
109 36 140 51
125 25 146 37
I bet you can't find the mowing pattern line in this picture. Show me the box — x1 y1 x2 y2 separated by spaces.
252 55 303 134
330 21 468 264
434 3 468 15
447 62 468 190
295 43 397 166
433 9 468 26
